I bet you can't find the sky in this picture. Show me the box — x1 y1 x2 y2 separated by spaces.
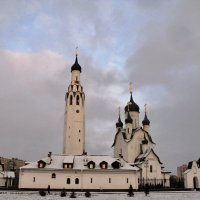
0 0 200 174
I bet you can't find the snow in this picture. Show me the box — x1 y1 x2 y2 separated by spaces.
0 191 200 200
21 155 139 171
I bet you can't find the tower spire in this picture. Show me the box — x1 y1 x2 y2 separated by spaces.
116 106 123 128
142 104 150 126
76 46 78 57
129 81 132 94
71 47 81 72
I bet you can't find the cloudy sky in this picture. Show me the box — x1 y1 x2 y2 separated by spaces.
0 0 200 174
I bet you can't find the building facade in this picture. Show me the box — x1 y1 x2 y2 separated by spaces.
19 52 170 190
184 159 200 189
112 89 170 187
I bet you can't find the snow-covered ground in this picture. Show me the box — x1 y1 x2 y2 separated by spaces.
0 191 200 200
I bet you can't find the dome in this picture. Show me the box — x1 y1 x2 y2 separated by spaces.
142 113 150 126
142 135 148 144
124 93 139 113
116 116 123 128
125 112 133 124
71 55 82 72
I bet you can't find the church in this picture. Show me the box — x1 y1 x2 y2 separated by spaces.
19 51 170 190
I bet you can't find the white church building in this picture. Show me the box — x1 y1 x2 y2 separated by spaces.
19 52 170 190
184 160 200 189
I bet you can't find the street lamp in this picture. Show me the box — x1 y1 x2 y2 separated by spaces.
144 160 149 185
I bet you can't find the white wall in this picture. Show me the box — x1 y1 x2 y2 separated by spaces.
184 161 200 189
19 169 139 190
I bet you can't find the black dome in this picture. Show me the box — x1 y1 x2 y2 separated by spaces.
116 116 123 128
125 112 133 124
142 134 148 144
124 93 140 113
71 55 81 72
142 113 150 126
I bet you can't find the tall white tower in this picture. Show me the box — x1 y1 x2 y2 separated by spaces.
63 50 85 155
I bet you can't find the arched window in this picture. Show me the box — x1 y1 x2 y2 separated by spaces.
67 178 70 184
76 95 80 105
150 165 153 173
70 95 73 105
51 173 56 179
75 178 79 184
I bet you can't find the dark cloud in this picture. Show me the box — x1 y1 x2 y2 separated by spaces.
125 0 200 172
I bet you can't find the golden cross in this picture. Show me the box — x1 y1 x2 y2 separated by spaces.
129 81 132 93
76 46 78 56
144 104 147 113
118 106 121 116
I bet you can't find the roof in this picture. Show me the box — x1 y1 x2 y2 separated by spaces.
71 55 81 72
21 155 140 171
142 113 150 126
187 161 193 169
116 115 123 128
112 127 155 147
135 149 162 165
125 111 133 124
124 93 140 113
63 156 74 163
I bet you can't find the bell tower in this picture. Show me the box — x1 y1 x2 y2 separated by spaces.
63 49 85 155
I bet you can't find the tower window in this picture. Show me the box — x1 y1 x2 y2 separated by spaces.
67 178 70 184
75 178 79 184
70 95 73 105
51 173 56 179
127 178 129 183
76 95 80 105
33 177 35 182
109 178 111 183
76 76 78 81
79 139 80 142
91 178 93 183
150 165 153 173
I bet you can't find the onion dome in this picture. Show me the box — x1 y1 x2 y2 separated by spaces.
116 116 123 128
124 93 140 113
71 55 82 72
142 113 150 126
125 111 133 124
142 135 148 144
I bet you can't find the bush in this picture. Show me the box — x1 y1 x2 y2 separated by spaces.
39 190 46 196
60 190 66 197
70 191 76 198
85 191 91 198
128 185 134 197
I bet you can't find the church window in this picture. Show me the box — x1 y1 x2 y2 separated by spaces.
87 161 95 169
75 178 79 184
76 76 78 81
51 173 56 179
63 163 73 169
79 139 80 142
91 178 93 183
76 109 79 113
150 165 153 173
67 178 70 184
128 128 129 133
79 130 81 133
33 177 35 182
109 178 111 183
76 95 80 105
127 178 129 183
38 160 46 168
100 161 108 169
70 95 73 105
